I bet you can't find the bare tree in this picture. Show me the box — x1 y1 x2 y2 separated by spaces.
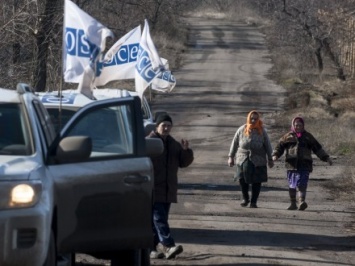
0 0 37 88
33 0 62 91
244 0 355 81
0 0 194 90
280 0 346 80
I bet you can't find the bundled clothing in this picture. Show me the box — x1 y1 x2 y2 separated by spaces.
148 129 193 251
229 125 273 170
148 131 194 203
273 130 330 172
272 116 331 210
228 111 273 207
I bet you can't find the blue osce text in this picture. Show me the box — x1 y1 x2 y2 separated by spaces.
65 27 139 67
136 47 160 83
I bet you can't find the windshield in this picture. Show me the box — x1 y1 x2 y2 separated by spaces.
0 103 33 155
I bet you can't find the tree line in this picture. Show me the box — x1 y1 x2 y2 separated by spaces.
0 0 198 91
1 0 355 91
246 0 355 83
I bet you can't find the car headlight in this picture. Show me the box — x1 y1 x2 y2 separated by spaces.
11 184 35 204
0 181 42 209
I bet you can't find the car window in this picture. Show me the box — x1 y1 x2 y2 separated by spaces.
32 100 56 147
65 104 134 157
141 97 150 120
46 108 77 133
0 103 33 155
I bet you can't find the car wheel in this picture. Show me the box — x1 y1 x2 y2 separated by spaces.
111 249 150 266
43 229 56 266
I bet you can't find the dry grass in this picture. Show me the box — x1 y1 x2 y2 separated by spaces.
271 79 355 158
152 33 187 70
333 97 355 111
306 117 355 155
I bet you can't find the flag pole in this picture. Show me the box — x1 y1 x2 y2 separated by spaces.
58 0 67 131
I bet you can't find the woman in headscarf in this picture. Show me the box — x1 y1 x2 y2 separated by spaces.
228 110 274 208
272 116 333 211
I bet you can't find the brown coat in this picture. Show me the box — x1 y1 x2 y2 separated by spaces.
272 131 329 172
148 132 194 203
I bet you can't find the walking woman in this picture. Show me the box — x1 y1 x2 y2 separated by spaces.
228 110 274 208
272 116 333 211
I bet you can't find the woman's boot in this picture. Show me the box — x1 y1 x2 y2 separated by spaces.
239 178 250 207
287 188 297 210
298 188 308 211
250 183 261 208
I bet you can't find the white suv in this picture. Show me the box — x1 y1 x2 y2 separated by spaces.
38 88 155 135
0 84 162 266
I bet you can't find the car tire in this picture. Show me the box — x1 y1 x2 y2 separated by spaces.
43 229 57 266
111 249 150 266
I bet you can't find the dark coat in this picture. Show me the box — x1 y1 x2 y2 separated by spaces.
272 130 329 172
148 131 194 203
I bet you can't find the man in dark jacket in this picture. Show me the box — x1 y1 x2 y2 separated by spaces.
148 113 194 260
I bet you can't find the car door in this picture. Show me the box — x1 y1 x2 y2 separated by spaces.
48 97 154 254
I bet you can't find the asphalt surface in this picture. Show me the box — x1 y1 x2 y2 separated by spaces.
148 15 355 266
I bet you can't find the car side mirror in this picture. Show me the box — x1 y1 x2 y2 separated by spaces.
55 136 92 163
144 122 156 136
145 138 163 157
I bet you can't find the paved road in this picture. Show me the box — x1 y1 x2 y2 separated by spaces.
150 15 355 266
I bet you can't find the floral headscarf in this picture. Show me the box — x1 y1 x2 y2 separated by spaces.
291 116 304 138
244 110 263 136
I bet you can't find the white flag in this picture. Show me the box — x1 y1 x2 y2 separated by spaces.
76 65 96 99
159 57 169 70
63 0 114 83
135 19 164 99
94 25 141 86
151 70 176 92
151 57 176 92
